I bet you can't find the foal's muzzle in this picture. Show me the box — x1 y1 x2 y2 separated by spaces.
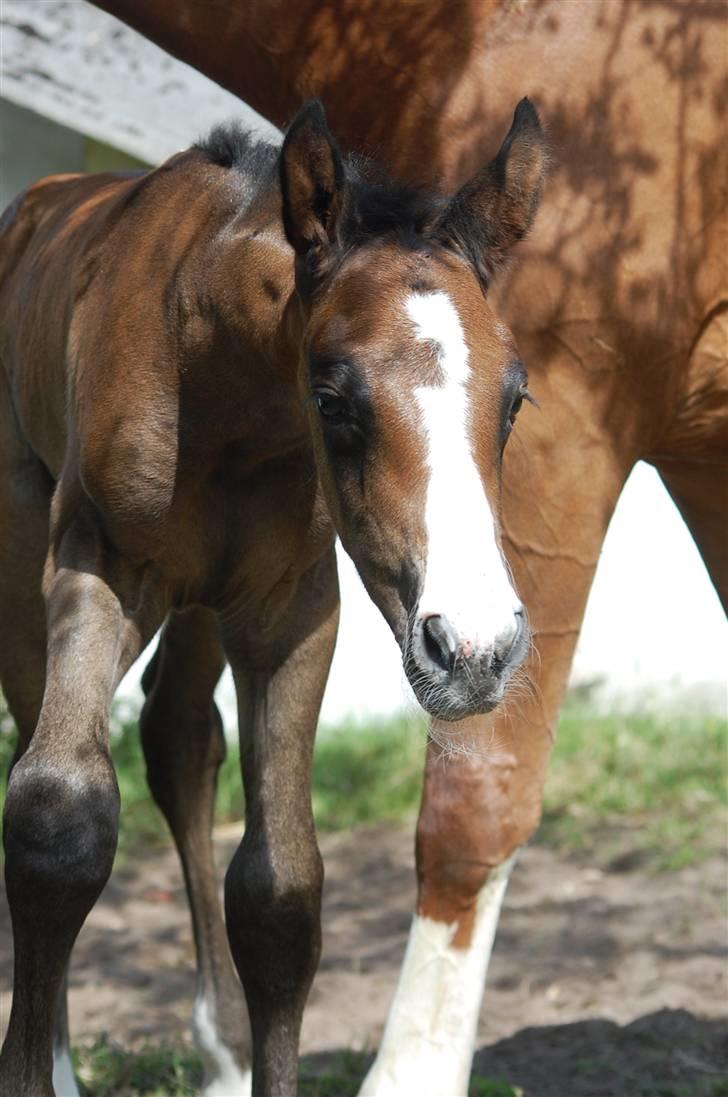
404 608 529 720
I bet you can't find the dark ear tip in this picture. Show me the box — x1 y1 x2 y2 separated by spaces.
513 96 542 134
287 98 328 136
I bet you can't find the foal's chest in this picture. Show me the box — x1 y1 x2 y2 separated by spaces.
156 442 331 617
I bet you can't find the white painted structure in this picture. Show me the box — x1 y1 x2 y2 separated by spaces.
1 0 275 167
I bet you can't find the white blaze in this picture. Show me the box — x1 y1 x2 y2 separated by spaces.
406 292 520 653
359 857 515 1096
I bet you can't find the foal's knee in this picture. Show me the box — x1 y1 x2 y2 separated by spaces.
224 826 323 1008
3 749 119 921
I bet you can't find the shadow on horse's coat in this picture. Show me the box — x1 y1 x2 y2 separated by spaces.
0 99 546 1095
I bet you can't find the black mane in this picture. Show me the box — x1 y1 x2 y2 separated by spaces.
194 122 280 178
195 121 448 252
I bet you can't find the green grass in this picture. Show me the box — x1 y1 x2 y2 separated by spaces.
73 1037 201 1096
312 713 425 830
69 1034 728 1097
314 701 728 871
0 694 725 869
540 700 727 870
71 1037 520 1096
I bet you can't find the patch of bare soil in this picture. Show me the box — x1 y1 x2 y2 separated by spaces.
1 824 726 1095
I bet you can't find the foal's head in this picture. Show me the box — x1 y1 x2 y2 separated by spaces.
280 100 547 721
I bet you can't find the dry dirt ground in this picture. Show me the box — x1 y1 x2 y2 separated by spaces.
1 824 726 1096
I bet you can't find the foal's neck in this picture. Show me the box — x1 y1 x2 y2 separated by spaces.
175 188 306 457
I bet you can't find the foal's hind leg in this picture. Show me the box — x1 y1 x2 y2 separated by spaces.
223 549 339 1097
140 607 253 1095
0 485 166 1096
0 385 48 756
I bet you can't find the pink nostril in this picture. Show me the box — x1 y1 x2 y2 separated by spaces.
460 638 474 658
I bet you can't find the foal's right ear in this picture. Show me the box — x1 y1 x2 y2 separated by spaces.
280 100 347 281
437 98 548 287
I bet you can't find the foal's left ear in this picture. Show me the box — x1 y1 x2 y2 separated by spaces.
437 98 548 286
280 100 347 281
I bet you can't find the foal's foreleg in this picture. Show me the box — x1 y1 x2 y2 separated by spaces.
0 508 165 1097
223 551 339 1097
140 607 253 1095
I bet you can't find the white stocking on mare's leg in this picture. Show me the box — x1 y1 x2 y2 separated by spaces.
360 731 529 1097
360 854 514 1097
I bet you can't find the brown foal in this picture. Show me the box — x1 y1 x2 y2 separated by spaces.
0 101 546 1095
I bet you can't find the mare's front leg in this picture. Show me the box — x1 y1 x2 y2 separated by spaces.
0 493 166 1097
222 548 339 1097
359 603 592 1096
360 694 551 1097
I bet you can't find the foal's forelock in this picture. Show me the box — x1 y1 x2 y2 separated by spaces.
405 290 521 652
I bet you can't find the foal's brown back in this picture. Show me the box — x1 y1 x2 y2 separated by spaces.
0 147 302 576
0 169 158 478
5 166 185 430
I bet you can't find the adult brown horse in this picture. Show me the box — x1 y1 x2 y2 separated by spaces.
85 0 727 1092
0 95 546 1095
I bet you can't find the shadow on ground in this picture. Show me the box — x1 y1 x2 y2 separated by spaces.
298 1009 727 1095
299 1007 728 1095
471 1007 727 1096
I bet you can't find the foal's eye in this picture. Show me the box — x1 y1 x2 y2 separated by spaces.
508 384 533 429
509 394 524 427
314 391 348 424
502 383 534 451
